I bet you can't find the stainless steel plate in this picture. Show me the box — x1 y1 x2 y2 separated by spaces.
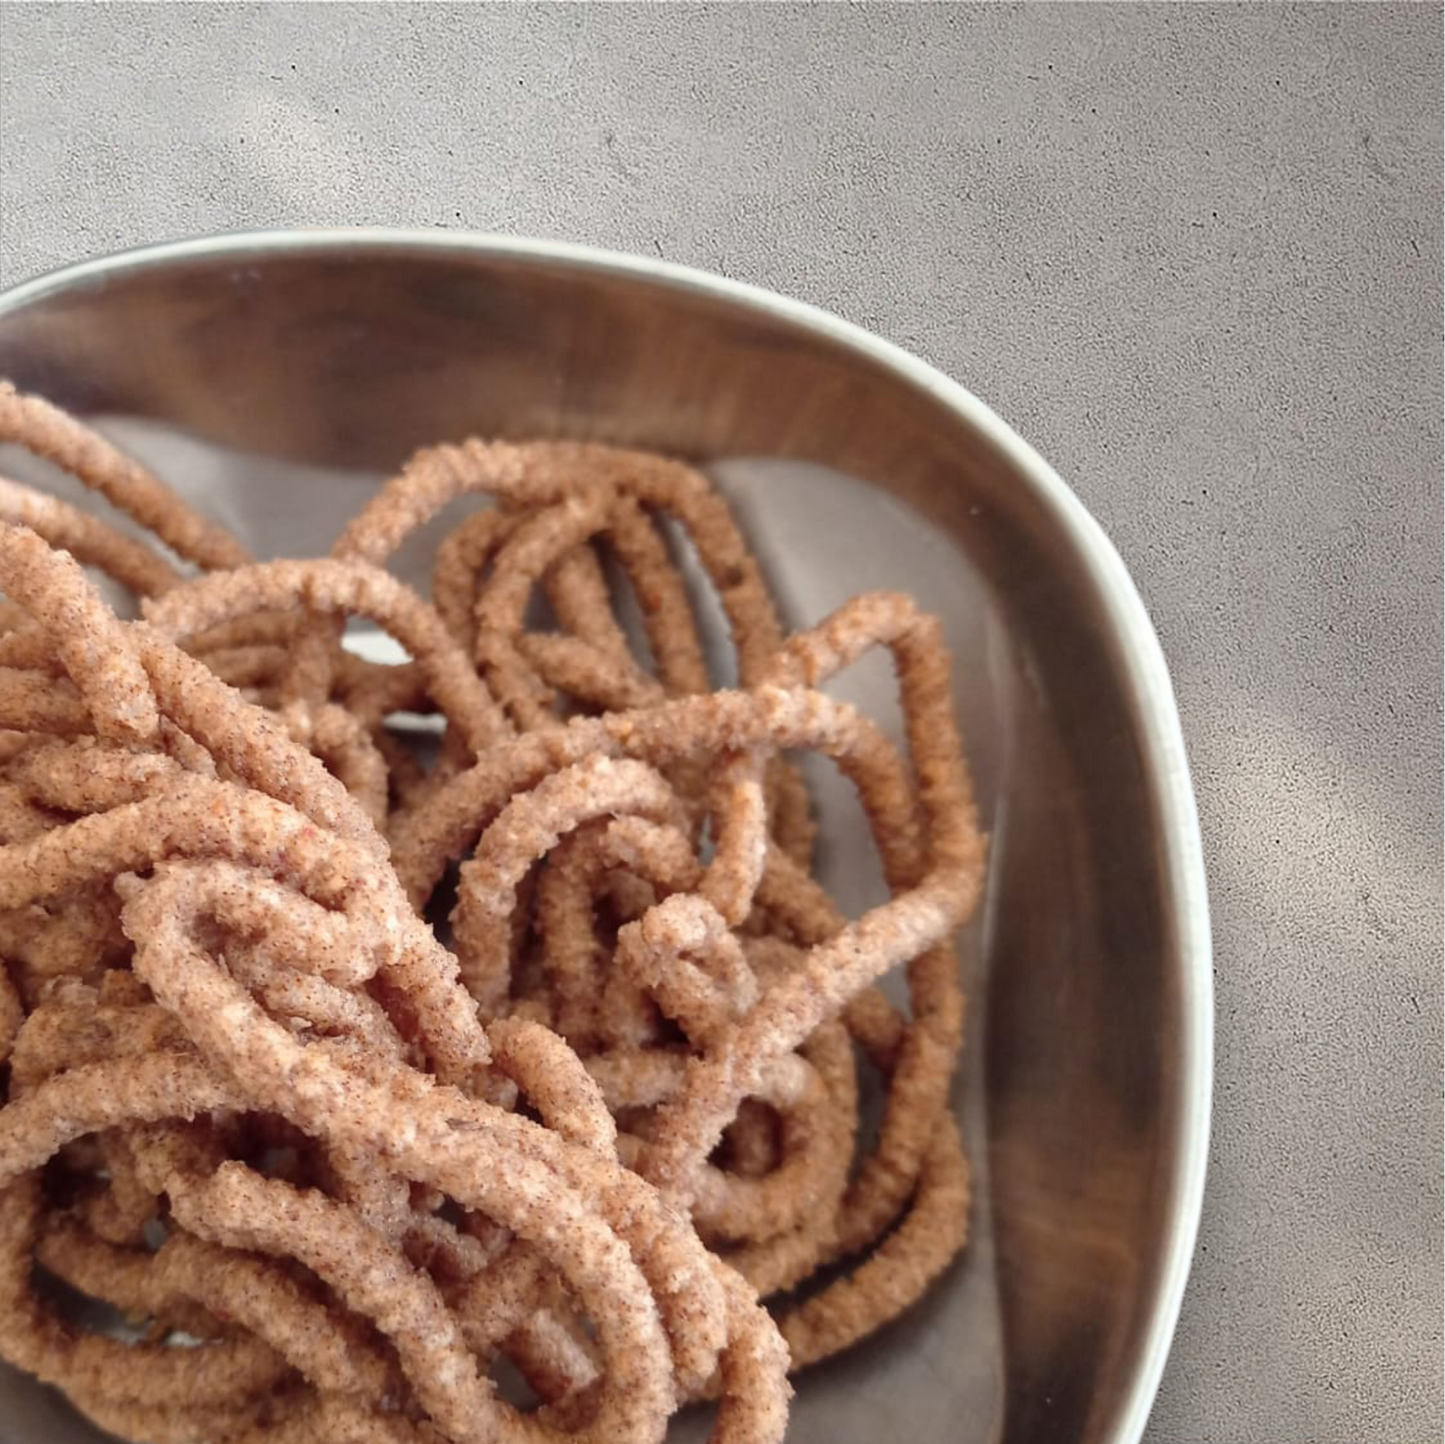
0 231 1211 1444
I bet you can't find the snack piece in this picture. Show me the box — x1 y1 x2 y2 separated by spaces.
0 383 985 1443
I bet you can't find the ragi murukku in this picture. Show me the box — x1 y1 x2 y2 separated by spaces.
0 398 989 1444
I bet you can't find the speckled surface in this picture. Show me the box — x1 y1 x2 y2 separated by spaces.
0 4 1440 1439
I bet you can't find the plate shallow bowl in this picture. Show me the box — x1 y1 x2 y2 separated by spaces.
0 230 1210 1444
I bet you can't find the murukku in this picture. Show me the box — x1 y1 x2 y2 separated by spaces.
0 382 250 572
0 392 988 1442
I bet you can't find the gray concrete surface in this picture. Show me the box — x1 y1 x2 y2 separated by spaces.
0 3 1440 1439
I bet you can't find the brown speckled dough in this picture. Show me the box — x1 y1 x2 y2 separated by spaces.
0 396 986 1443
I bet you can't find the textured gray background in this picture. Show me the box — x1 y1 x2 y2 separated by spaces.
0 3 1441 1440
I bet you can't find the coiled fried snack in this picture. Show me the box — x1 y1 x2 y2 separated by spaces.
0 382 985 1443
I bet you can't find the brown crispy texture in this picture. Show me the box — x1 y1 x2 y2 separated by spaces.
0 398 987 1443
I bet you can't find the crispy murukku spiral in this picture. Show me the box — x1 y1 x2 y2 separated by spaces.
0 386 986 1443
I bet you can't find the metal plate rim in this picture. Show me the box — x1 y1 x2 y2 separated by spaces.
0 226 1212 1444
